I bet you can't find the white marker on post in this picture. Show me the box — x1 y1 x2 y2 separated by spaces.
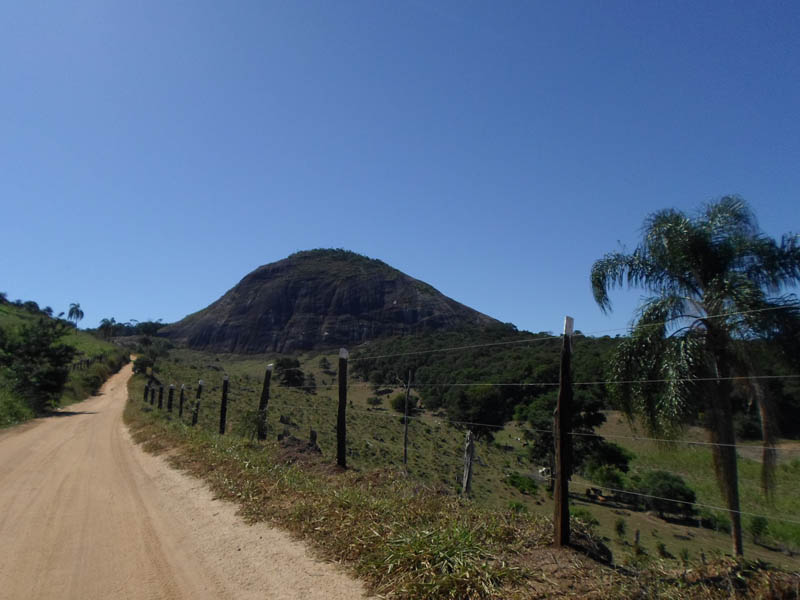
563 316 574 337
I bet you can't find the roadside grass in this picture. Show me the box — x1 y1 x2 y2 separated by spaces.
133 349 800 579
126 369 800 599
0 380 34 428
124 396 544 599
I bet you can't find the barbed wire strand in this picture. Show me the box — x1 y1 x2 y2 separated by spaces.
567 429 800 452
345 304 800 363
145 377 800 453
350 333 562 361
626 464 797 489
574 303 800 339
568 480 800 526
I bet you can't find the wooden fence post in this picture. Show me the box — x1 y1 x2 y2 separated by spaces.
143 383 149 402
462 429 475 496
167 384 174 412
337 348 348 469
149 386 156 405
179 384 186 418
219 376 229 435
192 380 203 426
157 385 164 410
554 316 574 547
257 364 273 441
403 369 412 466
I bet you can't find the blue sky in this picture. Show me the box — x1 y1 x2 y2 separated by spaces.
2 1 798 337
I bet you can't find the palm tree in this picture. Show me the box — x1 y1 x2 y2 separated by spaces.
67 302 84 332
591 197 800 556
99 317 116 340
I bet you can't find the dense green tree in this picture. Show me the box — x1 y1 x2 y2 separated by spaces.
136 320 162 336
515 388 631 479
275 357 304 387
637 471 696 519
1 318 76 412
134 337 171 374
23 301 40 313
591 196 800 555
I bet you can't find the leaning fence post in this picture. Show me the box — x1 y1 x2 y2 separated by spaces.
257 364 274 441
167 384 175 412
179 384 186 418
157 385 164 410
462 429 475 496
219 375 229 435
554 316 574 547
403 369 412 466
337 348 349 469
192 380 203 426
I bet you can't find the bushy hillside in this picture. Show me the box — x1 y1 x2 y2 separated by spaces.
0 301 129 427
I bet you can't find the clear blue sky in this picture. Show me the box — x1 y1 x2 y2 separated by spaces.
2 1 798 337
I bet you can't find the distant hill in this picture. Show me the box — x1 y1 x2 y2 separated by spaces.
160 249 500 353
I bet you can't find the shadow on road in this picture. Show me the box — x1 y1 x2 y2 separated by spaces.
44 410 98 418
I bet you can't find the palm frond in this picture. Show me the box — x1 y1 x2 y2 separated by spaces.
591 251 654 313
702 195 757 240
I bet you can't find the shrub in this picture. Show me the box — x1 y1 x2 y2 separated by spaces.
679 547 690 566
749 516 769 544
571 507 599 528
638 471 696 518
507 471 537 495
508 501 527 514
390 393 417 413
615 517 627 540
367 396 383 407
656 541 672 558
699 509 731 534
0 385 34 427
133 356 154 375
587 464 626 490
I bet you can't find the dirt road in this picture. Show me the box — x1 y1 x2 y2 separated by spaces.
0 364 368 600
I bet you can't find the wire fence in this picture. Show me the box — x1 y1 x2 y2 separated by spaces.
135 308 800 560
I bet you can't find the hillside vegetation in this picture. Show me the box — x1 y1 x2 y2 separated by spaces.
127 330 799 575
125 346 800 598
0 300 129 427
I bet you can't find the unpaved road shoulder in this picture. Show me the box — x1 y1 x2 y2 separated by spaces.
0 364 368 600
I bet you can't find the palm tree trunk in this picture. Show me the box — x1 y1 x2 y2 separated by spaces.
707 360 744 556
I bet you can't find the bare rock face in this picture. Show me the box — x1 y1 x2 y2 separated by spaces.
160 249 498 353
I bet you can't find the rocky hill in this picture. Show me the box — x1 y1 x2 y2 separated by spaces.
160 249 499 353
